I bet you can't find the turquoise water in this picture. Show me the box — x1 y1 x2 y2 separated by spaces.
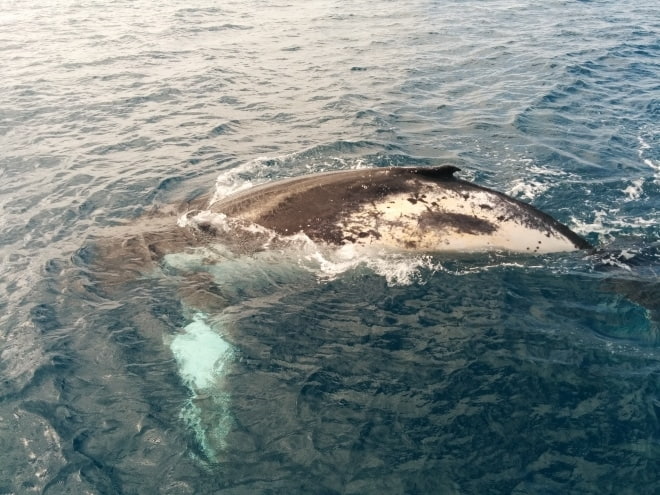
1 0 659 493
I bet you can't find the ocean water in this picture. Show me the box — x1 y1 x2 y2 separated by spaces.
1 0 659 493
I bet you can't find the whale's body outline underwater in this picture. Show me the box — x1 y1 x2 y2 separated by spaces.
90 166 618 460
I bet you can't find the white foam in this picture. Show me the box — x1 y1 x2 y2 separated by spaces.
597 254 633 272
209 153 310 205
305 241 561 284
177 210 228 229
304 243 442 286
209 151 374 206
637 134 660 177
638 135 651 152
643 158 660 173
365 254 442 286
570 210 615 240
622 178 644 201
209 162 264 206
570 207 658 244
506 179 550 201
504 163 575 201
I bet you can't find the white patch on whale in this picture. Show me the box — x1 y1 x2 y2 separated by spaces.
168 313 234 457
338 186 578 253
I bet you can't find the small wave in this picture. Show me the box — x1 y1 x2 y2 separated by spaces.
504 163 574 201
569 209 614 241
208 143 422 205
622 178 645 201
308 246 443 286
208 152 313 205
637 133 660 176
507 179 551 201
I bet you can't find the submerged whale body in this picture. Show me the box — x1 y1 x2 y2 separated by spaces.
91 166 596 460
198 165 591 254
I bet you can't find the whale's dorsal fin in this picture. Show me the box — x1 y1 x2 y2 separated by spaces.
410 165 461 180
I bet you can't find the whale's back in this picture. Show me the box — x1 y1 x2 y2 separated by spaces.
209 166 590 253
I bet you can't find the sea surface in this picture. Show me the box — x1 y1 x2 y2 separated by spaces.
1 0 659 493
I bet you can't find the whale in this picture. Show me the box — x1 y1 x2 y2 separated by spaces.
192 165 591 253
94 165 591 285
89 165 598 460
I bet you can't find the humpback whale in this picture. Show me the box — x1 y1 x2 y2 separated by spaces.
190 165 590 253
96 166 590 284
91 166 596 460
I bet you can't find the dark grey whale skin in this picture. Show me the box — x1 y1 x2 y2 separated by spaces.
208 166 592 250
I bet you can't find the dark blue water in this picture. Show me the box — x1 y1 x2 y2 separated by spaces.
1 1 659 493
